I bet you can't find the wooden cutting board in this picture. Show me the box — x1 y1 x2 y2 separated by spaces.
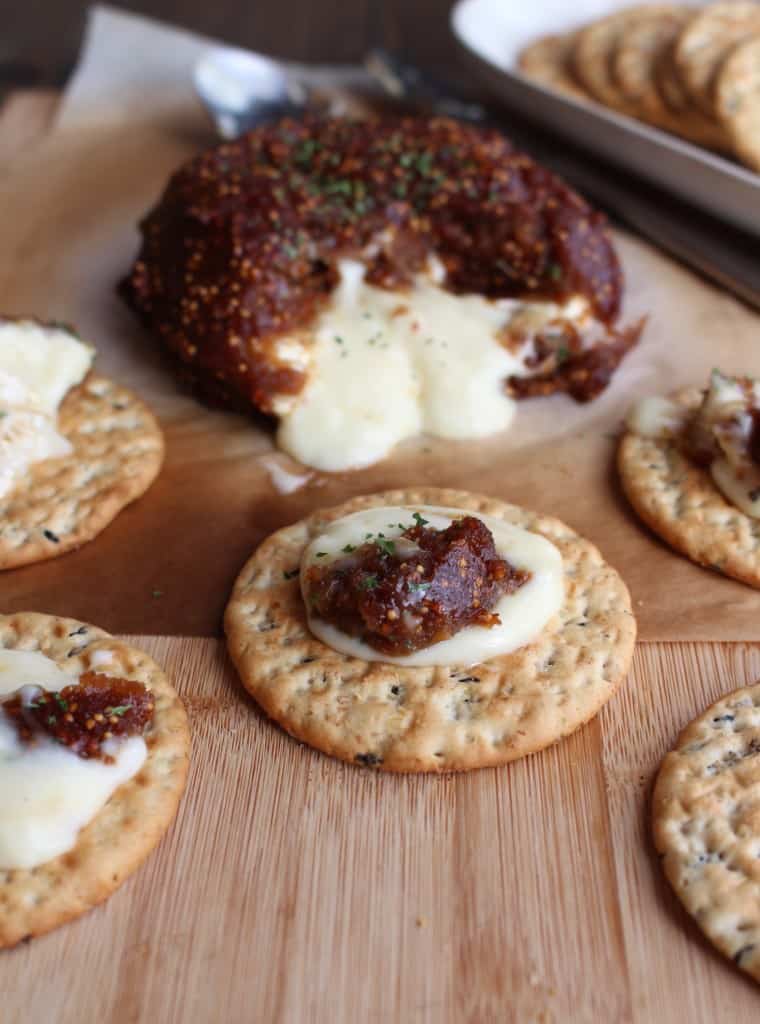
2 637 759 1023
1 92 759 1022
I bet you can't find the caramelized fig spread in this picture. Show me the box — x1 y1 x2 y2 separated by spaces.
122 114 629 416
304 514 530 655
2 672 154 761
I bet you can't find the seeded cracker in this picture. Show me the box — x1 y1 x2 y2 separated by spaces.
0 375 163 569
0 612 189 949
224 489 636 773
517 33 589 99
674 1 760 117
653 681 760 983
715 35 760 172
618 389 760 588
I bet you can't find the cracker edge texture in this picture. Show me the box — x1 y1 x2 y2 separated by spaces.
0 612 190 950
224 488 637 773
617 390 760 588
0 374 164 570
652 681 760 983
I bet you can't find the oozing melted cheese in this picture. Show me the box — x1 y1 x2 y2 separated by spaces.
711 457 760 518
0 650 146 870
625 396 690 439
0 321 94 500
301 505 564 667
275 260 589 472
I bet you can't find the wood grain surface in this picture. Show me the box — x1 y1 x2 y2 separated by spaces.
1 638 758 1023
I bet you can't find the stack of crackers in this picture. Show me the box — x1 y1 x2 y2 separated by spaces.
519 2 760 171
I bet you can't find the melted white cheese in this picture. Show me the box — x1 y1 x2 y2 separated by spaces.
301 505 564 667
275 260 589 471
0 321 94 500
625 396 690 439
711 457 760 518
0 649 146 870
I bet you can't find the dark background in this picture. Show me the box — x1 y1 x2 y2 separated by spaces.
0 0 463 87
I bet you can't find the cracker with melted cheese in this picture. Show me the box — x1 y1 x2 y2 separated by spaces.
0 612 189 949
224 488 636 773
619 387 760 588
0 320 163 569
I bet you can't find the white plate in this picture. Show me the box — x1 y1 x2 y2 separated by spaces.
451 0 760 237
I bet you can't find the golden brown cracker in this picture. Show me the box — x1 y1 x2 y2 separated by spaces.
224 489 636 773
0 374 163 570
618 390 760 588
0 612 190 949
674 1 760 117
518 33 589 99
715 33 760 171
653 680 760 983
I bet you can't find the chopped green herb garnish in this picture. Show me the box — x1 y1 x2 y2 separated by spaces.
408 581 430 593
151 588 163 599
55 695 68 712
283 568 300 580
105 706 129 718
315 551 327 558
412 512 429 527
359 574 379 591
47 715 57 726
341 543 356 554
548 263 563 281
556 345 570 364
375 537 396 556
334 334 344 345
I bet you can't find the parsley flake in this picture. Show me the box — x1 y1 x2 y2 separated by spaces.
412 512 429 527
283 568 300 580
106 706 129 718
341 543 356 554
315 551 328 558
359 574 379 591
375 537 396 556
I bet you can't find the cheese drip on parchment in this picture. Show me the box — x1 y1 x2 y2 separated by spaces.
0 650 146 870
0 320 94 500
301 505 564 667
274 260 589 472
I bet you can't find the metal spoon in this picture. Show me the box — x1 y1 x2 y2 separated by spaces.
193 46 309 138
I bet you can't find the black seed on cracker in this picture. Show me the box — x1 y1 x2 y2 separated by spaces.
43 529 59 544
356 752 382 767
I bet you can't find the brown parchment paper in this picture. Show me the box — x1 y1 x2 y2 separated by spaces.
1 6 759 639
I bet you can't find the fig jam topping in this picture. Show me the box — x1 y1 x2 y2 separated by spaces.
121 114 629 416
304 514 530 656
2 672 154 761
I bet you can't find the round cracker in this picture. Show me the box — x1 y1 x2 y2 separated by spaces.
0 612 190 949
224 488 636 773
614 6 690 113
618 389 760 588
572 8 645 111
518 33 590 99
614 8 731 147
0 373 164 570
654 37 732 148
715 34 760 171
653 680 760 983
674 1 760 117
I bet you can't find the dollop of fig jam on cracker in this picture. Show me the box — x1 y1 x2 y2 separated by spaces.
2 672 154 760
304 514 529 655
